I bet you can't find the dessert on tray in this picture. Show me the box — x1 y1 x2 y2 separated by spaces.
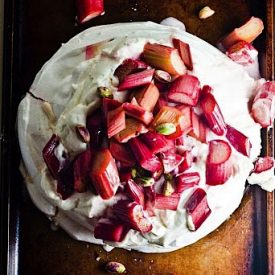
17 20 274 253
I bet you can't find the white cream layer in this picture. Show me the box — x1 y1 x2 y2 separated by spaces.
18 22 264 253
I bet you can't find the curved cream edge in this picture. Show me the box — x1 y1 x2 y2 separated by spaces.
18 22 263 253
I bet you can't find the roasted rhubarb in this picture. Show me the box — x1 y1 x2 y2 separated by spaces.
90 148 120 199
185 188 211 231
173 39 193 70
167 75 200 106
152 106 183 128
253 156 274 173
226 124 251 156
178 150 194 173
118 69 154 91
76 0 104 24
125 179 145 206
123 102 153 125
206 140 233 185
176 172 200 193
160 152 184 173
113 200 152 233
143 43 186 75
155 193 181 211
107 107 126 138
57 162 75 200
143 186 156 216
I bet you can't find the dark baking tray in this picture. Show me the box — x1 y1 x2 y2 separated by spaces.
0 0 274 274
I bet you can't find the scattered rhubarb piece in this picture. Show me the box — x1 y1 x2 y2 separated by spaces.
114 118 148 143
123 102 153 125
113 200 152 233
129 137 162 172
220 17 264 49
152 106 183 128
42 134 69 179
125 179 145 206
132 83 160 112
160 152 184 173
200 89 227 136
176 104 193 135
226 41 258 65
57 162 75 200
143 43 186 75
154 94 169 114
107 107 126 138
109 139 135 167
102 98 122 118
206 140 233 185
119 170 132 182
226 125 251 156
173 39 193 70
94 218 129 242
90 148 120 199
189 111 208 143
118 69 154 91
143 186 156 216
253 157 274 173
114 59 148 82
185 188 211 231
251 81 275 128
178 150 194 173
167 74 200 106
176 172 200 193
73 149 93 192
155 193 181 211
154 70 172 83
76 0 104 24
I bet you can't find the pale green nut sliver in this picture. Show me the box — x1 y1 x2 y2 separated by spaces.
105 261 126 273
156 123 177 135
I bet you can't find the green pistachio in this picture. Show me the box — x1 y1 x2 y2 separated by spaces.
97 86 113 98
155 123 177 135
105 261 126 273
136 176 155 187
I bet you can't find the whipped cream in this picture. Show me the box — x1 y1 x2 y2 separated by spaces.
18 22 265 253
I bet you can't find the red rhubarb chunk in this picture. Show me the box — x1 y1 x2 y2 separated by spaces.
189 111 208 143
76 0 104 24
73 149 93 192
125 179 145 206
176 105 193 134
119 170 132 182
42 134 69 179
206 140 233 185
251 81 275 128
118 69 154 91
160 152 184 173
90 148 120 199
185 188 211 231
114 59 148 82
107 107 126 138
200 89 227 136
173 39 193 70
155 193 181 211
143 186 156 217
57 162 75 200
109 139 135 167
167 74 200 106
226 125 251 156
253 157 274 173
132 83 160 112
141 131 175 154
176 172 200 193
102 98 122 118
94 218 129 242
113 200 152 233
129 137 162 173
178 150 194 173
123 102 153 125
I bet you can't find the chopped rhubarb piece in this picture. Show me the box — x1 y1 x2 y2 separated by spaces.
76 0 104 24
114 59 148 82
220 17 264 49
129 137 162 172
114 118 148 143
154 70 172 83
178 151 194 173
253 157 274 173
107 107 126 138
125 179 145 206
226 125 251 156
90 148 120 199
185 188 211 231
102 98 122 118
151 165 164 180
200 90 227 136
176 104 193 134
173 39 193 70
73 149 93 192
109 139 135 166
85 41 105 60
123 102 153 125
118 69 154 91
167 75 200 106
155 193 181 211
132 83 160 112
251 81 275 128
206 140 233 185
94 218 129 242
42 134 69 179
154 94 169 114
57 162 75 200
160 152 184 173
113 200 152 233
119 170 132 182
176 172 200 193
226 41 258 65
143 186 156 216
189 111 208 143
152 106 183 128
143 43 186 75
